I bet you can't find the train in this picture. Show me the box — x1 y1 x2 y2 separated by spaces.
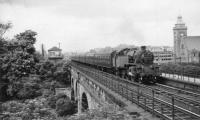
71 46 160 84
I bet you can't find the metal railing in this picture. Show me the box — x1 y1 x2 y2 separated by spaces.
71 62 200 120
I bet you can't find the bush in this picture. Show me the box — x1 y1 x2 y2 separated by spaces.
42 89 53 98
47 94 57 109
160 63 200 76
2 101 24 113
21 112 34 120
46 93 70 109
56 98 75 116
56 93 69 100
54 81 67 88
42 81 52 89
1 94 57 119
16 82 41 99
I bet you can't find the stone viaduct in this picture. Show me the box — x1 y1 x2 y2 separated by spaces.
70 66 112 113
69 64 157 120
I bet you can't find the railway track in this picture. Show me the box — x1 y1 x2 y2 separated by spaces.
155 83 200 99
149 84 200 115
71 62 200 120
154 83 200 104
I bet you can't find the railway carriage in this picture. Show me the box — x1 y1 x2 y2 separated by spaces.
71 46 160 84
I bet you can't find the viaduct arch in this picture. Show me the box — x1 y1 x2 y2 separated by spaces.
81 92 88 111
70 68 106 113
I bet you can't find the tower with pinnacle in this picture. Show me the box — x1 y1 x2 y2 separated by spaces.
173 15 187 60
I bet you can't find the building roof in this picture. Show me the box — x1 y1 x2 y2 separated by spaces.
48 46 62 51
183 36 200 51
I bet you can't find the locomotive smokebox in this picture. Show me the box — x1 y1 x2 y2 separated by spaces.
141 46 146 51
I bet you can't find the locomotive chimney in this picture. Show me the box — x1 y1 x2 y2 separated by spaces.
141 46 146 51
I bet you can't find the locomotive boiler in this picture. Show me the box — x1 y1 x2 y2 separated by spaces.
128 46 160 83
71 46 160 84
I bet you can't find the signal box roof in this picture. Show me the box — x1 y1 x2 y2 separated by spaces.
48 46 62 51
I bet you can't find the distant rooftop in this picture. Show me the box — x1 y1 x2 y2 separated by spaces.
183 36 200 51
48 46 62 51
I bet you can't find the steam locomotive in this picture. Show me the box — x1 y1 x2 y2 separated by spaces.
71 46 160 84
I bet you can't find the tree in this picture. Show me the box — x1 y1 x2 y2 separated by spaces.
1 30 39 97
0 22 12 37
38 61 56 81
0 22 12 55
0 22 12 82
0 38 7 55
15 30 37 54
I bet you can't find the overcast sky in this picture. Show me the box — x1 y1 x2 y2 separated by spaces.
0 0 200 52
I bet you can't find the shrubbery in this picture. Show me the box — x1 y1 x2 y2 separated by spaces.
16 82 42 99
45 92 76 116
56 98 75 116
2 97 57 120
46 93 70 109
2 101 24 113
160 63 200 76
56 93 69 100
42 89 53 98
47 94 57 109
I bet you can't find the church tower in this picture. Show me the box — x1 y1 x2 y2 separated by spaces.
173 16 187 61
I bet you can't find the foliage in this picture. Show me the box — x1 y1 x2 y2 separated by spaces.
15 30 37 54
160 63 200 77
0 29 43 99
56 98 75 116
0 22 12 81
65 104 138 120
42 89 54 98
47 94 57 109
16 81 42 99
1 22 71 102
2 101 24 113
0 22 12 37
34 51 44 63
0 38 8 55
3 76 42 99
54 81 68 88
38 61 56 81
42 81 53 89
62 63 71 84
53 70 70 85
38 60 71 86
2 97 57 120
2 51 37 79
46 93 70 110
56 93 69 100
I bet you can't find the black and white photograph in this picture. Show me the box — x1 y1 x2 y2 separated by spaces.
1 0 200 119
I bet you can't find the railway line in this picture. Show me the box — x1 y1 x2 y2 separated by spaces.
149 83 200 115
71 61 200 120
154 83 200 100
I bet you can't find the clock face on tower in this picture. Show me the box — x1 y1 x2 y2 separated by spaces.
180 33 184 37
